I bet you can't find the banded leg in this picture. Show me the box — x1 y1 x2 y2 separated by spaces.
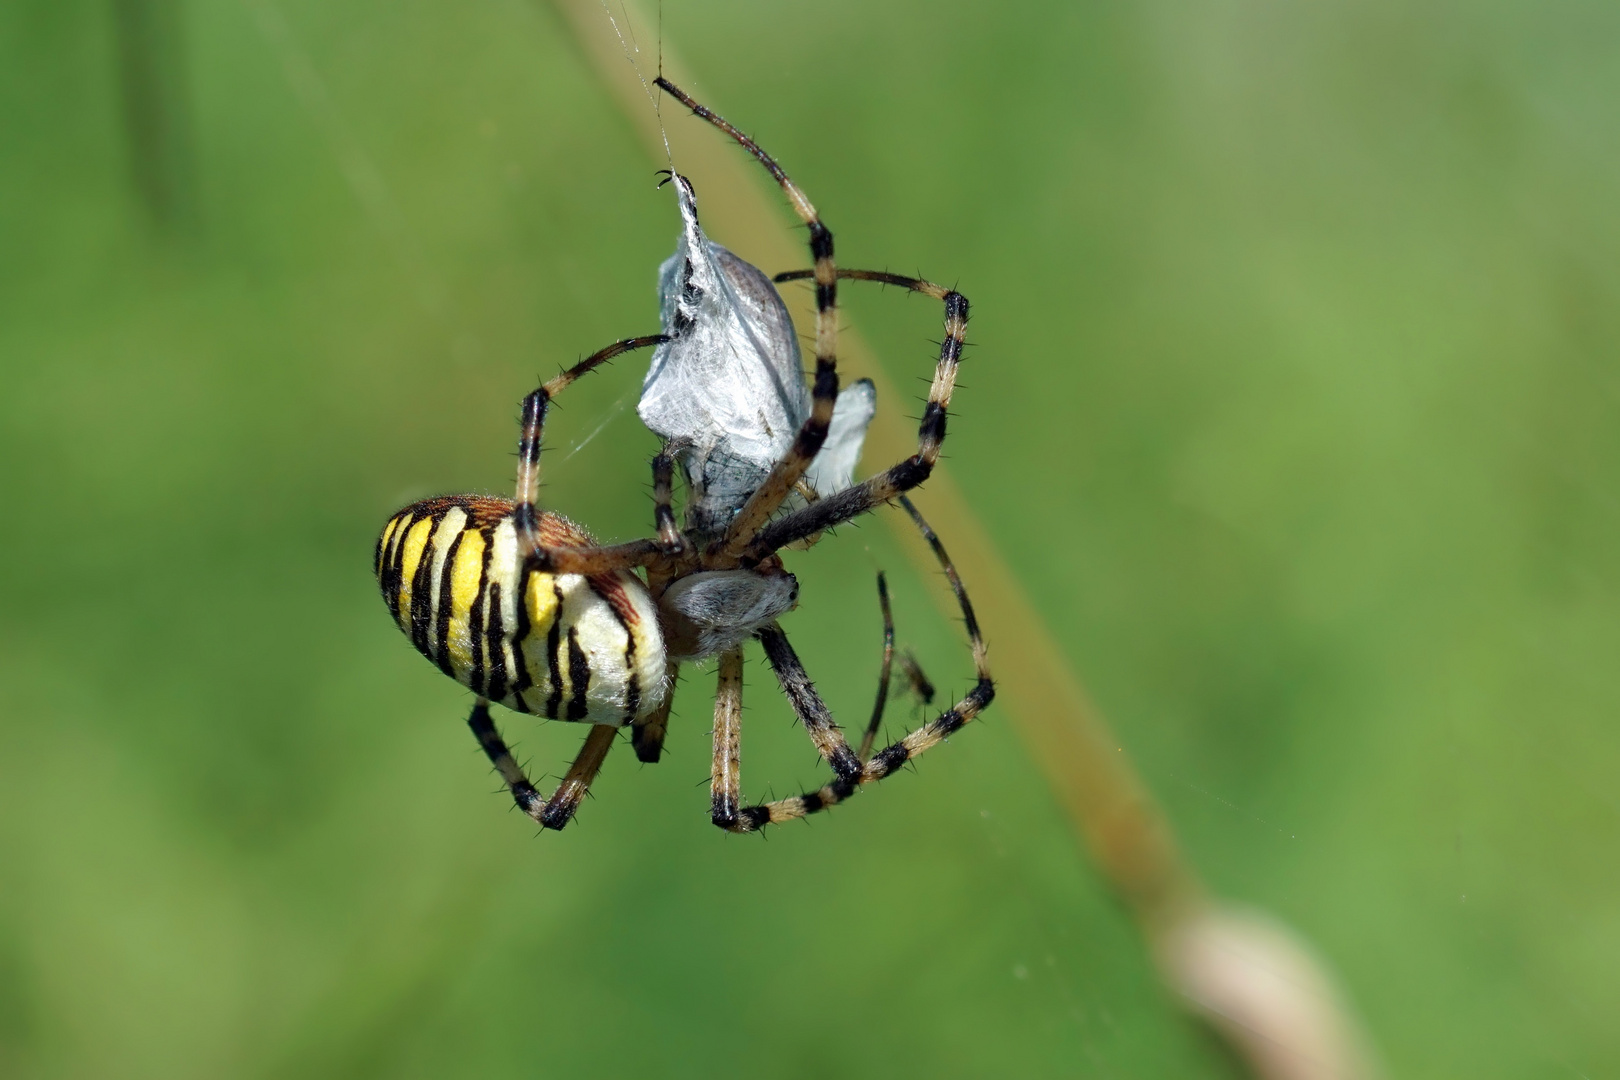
467 699 618 831
734 497 994 830
512 335 676 576
858 572 896 762
712 620 865 833
655 77 842 563
749 271 970 557
630 660 680 763
708 647 747 829
630 453 689 766
650 448 691 556
630 451 689 765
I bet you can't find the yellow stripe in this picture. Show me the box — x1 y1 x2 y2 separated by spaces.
525 569 559 638
522 569 561 711
395 516 434 628
426 509 468 654
444 528 486 675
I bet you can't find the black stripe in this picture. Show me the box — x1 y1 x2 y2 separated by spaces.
888 456 932 491
710 792 738 829
511 567 535 700
544 582 565 719
539 797 577 831
466 533 491 696
810 359 838 402
871 742 909 778
512 782 542 815
808 222 834 262
468 701 500 753
517 389 548 466
485 581 507 705
828 744 861 783
565 627 591 722
934 709 965 738
799 790 824 814
739 806 771 831
544 582 563 718
377 515 405 608
918 401 947 445
432 527 465 677
407 511 444 655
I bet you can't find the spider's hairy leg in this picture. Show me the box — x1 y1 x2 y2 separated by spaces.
650 448 690 555
749 271 970 558
512 335 677 576
654 77 841 563
756 622 866 787
630 660 680 763
861 497 992 779
709 646 765 831
631 450 690 767
736 498 994 829
467 699 618 830
859 571 896 763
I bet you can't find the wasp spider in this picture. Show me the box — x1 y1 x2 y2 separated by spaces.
375 80 993 832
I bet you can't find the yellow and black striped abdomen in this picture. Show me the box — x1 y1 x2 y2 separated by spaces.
375 495 667 725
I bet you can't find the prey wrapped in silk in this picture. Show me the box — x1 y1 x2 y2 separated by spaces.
637 175 876 539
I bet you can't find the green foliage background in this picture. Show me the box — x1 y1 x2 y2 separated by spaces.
3 1 1617 1076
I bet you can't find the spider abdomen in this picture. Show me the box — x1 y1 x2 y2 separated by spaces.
376 494 667 725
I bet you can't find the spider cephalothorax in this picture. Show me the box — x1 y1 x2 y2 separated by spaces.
375 80 992 832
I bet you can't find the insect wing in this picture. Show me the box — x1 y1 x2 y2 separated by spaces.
805 376 875 496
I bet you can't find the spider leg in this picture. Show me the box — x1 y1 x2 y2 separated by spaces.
627 452 691 765
708 646 755 830
858 571 896 762
757 623 864 781
655 78 842 564
467 699 618 830
630 660 680 763
735 497 994 829
650 448 692 556
748 271 969 558
713 620 867 833
511 335 679 577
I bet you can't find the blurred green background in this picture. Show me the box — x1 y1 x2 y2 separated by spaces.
3 0 1618 1076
